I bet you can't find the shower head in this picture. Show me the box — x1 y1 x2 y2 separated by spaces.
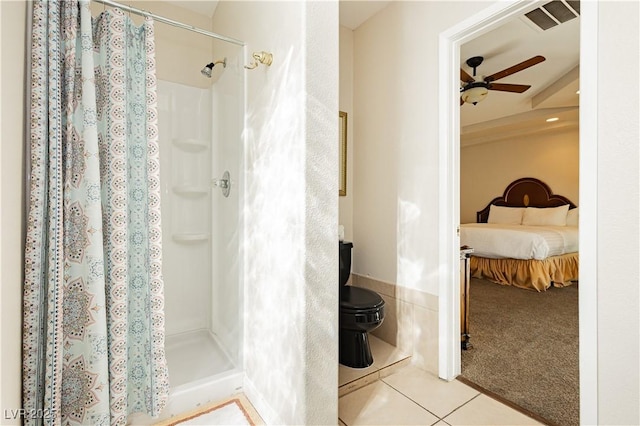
201 63 214 78
201 58 227 78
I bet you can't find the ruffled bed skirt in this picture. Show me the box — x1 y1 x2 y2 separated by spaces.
470 253 579 292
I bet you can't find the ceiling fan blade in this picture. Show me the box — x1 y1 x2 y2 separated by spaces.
489 83 531 93
484 55 545 82
460 68 474 84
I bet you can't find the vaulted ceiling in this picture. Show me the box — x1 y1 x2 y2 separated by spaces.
460 5 580 145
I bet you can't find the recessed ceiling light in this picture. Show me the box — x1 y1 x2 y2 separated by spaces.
546 117 559 122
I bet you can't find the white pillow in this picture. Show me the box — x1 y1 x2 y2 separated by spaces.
487 205 525 225
566 207 579 227
522 205 570 226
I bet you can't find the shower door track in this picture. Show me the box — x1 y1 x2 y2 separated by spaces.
93 0 245 46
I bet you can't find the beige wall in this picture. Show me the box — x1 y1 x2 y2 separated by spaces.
339 25 354 242
0 1 26 422
460 127 579 223
353 1 492 292
351 0 493 375
352 3 399 285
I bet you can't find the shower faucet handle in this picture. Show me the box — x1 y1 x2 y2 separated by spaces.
212 171 231 198
212 178 228 189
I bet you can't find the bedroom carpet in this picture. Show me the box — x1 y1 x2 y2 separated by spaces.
460 278 579 426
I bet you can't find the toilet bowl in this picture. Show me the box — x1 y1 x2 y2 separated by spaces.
339 241 385 368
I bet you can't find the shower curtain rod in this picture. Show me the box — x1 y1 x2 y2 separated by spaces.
92 0 245 46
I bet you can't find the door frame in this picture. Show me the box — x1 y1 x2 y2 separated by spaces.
437 1 598 424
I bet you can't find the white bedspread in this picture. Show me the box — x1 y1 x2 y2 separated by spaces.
460 223 579 260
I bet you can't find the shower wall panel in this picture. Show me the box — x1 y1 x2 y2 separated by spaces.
209 51 244 364
158 80 213 336
157 64 243 368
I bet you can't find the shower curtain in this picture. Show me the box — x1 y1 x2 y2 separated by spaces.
22 1 169 425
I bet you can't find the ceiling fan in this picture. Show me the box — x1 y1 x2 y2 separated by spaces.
460 55 545 105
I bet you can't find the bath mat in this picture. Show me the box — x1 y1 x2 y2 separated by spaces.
159 397 255 426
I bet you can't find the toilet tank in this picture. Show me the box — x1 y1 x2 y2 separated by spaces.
339 241 353 286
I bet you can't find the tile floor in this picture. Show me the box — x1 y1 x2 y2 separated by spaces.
339 336 543 426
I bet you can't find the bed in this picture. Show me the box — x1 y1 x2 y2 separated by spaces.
460 177 578 291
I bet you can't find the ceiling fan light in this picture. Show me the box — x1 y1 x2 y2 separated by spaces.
461 85 489 105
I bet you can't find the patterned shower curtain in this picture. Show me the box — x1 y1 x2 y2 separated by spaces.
23 1 169 425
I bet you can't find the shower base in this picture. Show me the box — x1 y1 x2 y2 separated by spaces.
165 328 235 387
128 329 242 424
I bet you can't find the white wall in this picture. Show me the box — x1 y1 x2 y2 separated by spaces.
212 2 339 425
595 1 639 423
339 26 354 241
460 127 579 223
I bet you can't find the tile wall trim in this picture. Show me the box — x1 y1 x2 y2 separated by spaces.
351 274 439 311
350 273 440 374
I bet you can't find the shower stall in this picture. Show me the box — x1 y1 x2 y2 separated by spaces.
131 49 245 422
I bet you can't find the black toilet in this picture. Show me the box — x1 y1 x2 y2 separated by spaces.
339 241 385 368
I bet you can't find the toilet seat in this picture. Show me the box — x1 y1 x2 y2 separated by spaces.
340 286 384 313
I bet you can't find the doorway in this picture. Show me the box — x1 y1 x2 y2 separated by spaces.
437 0 599 424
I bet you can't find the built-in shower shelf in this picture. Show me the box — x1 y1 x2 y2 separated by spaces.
173 138 208 152
172 233 209 243
173 185 209 196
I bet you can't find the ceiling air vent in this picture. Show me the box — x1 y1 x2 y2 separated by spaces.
525 0 580 31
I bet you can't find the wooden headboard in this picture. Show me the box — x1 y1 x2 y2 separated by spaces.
477 177 577 223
